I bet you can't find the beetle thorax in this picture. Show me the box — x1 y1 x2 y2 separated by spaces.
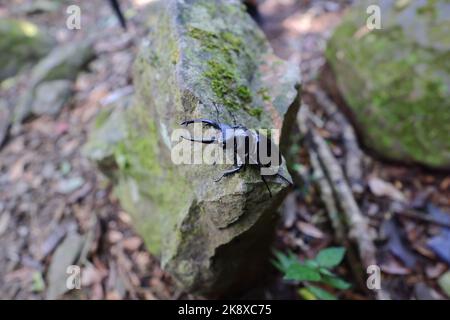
232 128 259 165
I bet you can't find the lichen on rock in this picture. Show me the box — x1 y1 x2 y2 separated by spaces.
85 0 300 296
325 0 450 169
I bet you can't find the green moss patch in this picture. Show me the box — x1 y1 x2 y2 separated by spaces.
187 24 261 117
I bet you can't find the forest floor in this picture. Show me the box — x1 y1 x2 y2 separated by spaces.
0 0 449 300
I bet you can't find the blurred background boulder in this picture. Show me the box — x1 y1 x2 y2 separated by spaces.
324 0 450 169
0 18 55 82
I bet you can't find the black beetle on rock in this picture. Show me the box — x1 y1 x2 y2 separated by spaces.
181 118 292 197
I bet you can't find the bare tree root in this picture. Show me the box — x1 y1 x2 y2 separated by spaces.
297 105 388 299
309 151 368 292
309 151 345 243
309 87 364 194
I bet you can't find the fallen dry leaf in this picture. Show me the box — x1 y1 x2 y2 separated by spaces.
108 230 123 244
427 229 450 266
368 177 406 202
426 263 447 279
81 264 106 287
106 290 122 300
122 236 142 251
296 221 324 239
0 212 11 236
380 260 411 275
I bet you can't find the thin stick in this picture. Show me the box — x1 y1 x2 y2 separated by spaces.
394 209 450 229
309 146 346 242
310 87 364 194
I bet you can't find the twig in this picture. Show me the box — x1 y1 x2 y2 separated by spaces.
309 150 345 242
310 150 370 291
310 87 364 193
394 209 450 229
299 106 377 266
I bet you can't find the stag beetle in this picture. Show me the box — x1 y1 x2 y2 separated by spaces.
180 118 292 197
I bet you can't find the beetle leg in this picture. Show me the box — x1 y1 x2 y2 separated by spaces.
276 173 293 185
181 136 216 144
260 172 291 198
214 164 244 182
261 175 272 198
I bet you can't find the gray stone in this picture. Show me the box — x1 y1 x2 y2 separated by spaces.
46 232 85 300
324 0 450 169
85 0 300 296
32 80 73 116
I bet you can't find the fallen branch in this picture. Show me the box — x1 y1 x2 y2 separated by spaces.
309 150 368 290
309 151 345 243
394 209 450 229
310 87 364 194
297 105 388 299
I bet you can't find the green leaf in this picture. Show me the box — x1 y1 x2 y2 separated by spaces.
31 271 45 293
271 259 283 272
322 275 351 290
292 163 303 173
272 250 289 271
438 271 450 298
284 263 321 281
306 285 337 300
298 287 317 300
319 268 335 277
272 250 297 273
304 259 319 269
316 247 346 268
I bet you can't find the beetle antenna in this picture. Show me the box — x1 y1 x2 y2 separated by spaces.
180 119 221 130
213 102 221 124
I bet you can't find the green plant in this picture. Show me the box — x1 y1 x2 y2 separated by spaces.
273 247 350 300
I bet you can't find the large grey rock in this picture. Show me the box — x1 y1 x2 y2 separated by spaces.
85 0 300 296
324 0 450 169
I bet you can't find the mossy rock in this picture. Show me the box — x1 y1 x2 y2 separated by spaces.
325 0 450 169
0 19 54 82
85 0 300 296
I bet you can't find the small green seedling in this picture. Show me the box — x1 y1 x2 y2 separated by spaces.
272 247 350 300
